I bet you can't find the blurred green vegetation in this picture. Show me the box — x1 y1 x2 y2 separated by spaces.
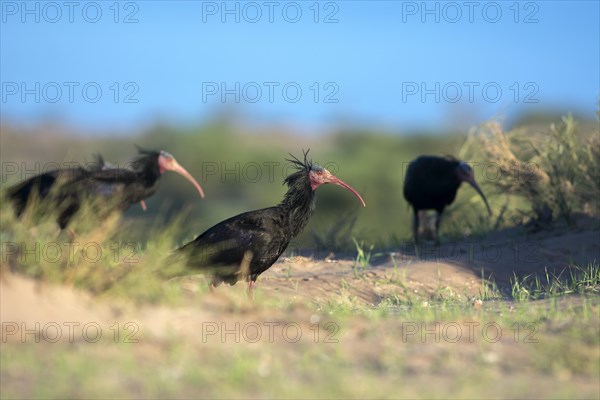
1 113 599 400
1 113 598 252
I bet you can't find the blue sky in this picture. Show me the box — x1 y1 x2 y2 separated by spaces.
1 1 598 133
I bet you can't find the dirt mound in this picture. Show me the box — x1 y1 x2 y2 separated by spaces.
2 216 598 339
259 215 599 304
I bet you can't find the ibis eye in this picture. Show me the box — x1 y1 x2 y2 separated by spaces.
317 170 323 175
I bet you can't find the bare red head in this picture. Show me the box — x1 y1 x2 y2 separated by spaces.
456 161 491 215
157 151 205 199
308 164 366 207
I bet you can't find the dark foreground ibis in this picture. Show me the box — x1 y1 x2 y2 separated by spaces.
176 150 366 297
6 148 204 230
403 155 492 244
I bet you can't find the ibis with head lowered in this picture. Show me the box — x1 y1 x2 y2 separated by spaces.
403 155 492 244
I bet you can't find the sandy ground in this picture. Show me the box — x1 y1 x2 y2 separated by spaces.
256 214 600 304
2 216 598 339
1 216 599 399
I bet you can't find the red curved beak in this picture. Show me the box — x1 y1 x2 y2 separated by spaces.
164 160 205 199
329 176 366 207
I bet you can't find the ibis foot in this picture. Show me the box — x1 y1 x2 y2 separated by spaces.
246 280 255 300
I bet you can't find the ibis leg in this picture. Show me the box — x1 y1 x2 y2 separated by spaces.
434 211 443 245
66 228 77 241
247 279 255 300
412 209 420 245
412 209 421 258
209 280 218 293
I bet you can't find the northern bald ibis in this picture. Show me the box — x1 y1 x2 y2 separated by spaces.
6 148 204 230
403 155 492 244
176 150 366 297
91 152 153 211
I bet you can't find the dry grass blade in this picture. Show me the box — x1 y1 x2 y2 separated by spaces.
461 116 600 226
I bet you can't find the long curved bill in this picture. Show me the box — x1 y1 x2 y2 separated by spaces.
330 177 366 207
467 180 492 216
168 160 205 199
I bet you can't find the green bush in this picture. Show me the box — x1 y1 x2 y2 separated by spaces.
461 114 600 226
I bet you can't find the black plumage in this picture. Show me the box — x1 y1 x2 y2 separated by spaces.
6 149 204 230
176 150 366 296
7 163 92 229
403 155 491 244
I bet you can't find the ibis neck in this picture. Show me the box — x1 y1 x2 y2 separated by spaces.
279 178 317 238
133 156 162 188
142 168 161 188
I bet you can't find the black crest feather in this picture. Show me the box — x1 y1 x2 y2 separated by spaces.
130 145 160 173
285 149 313 172
282 149 316 190
135 144 147 154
